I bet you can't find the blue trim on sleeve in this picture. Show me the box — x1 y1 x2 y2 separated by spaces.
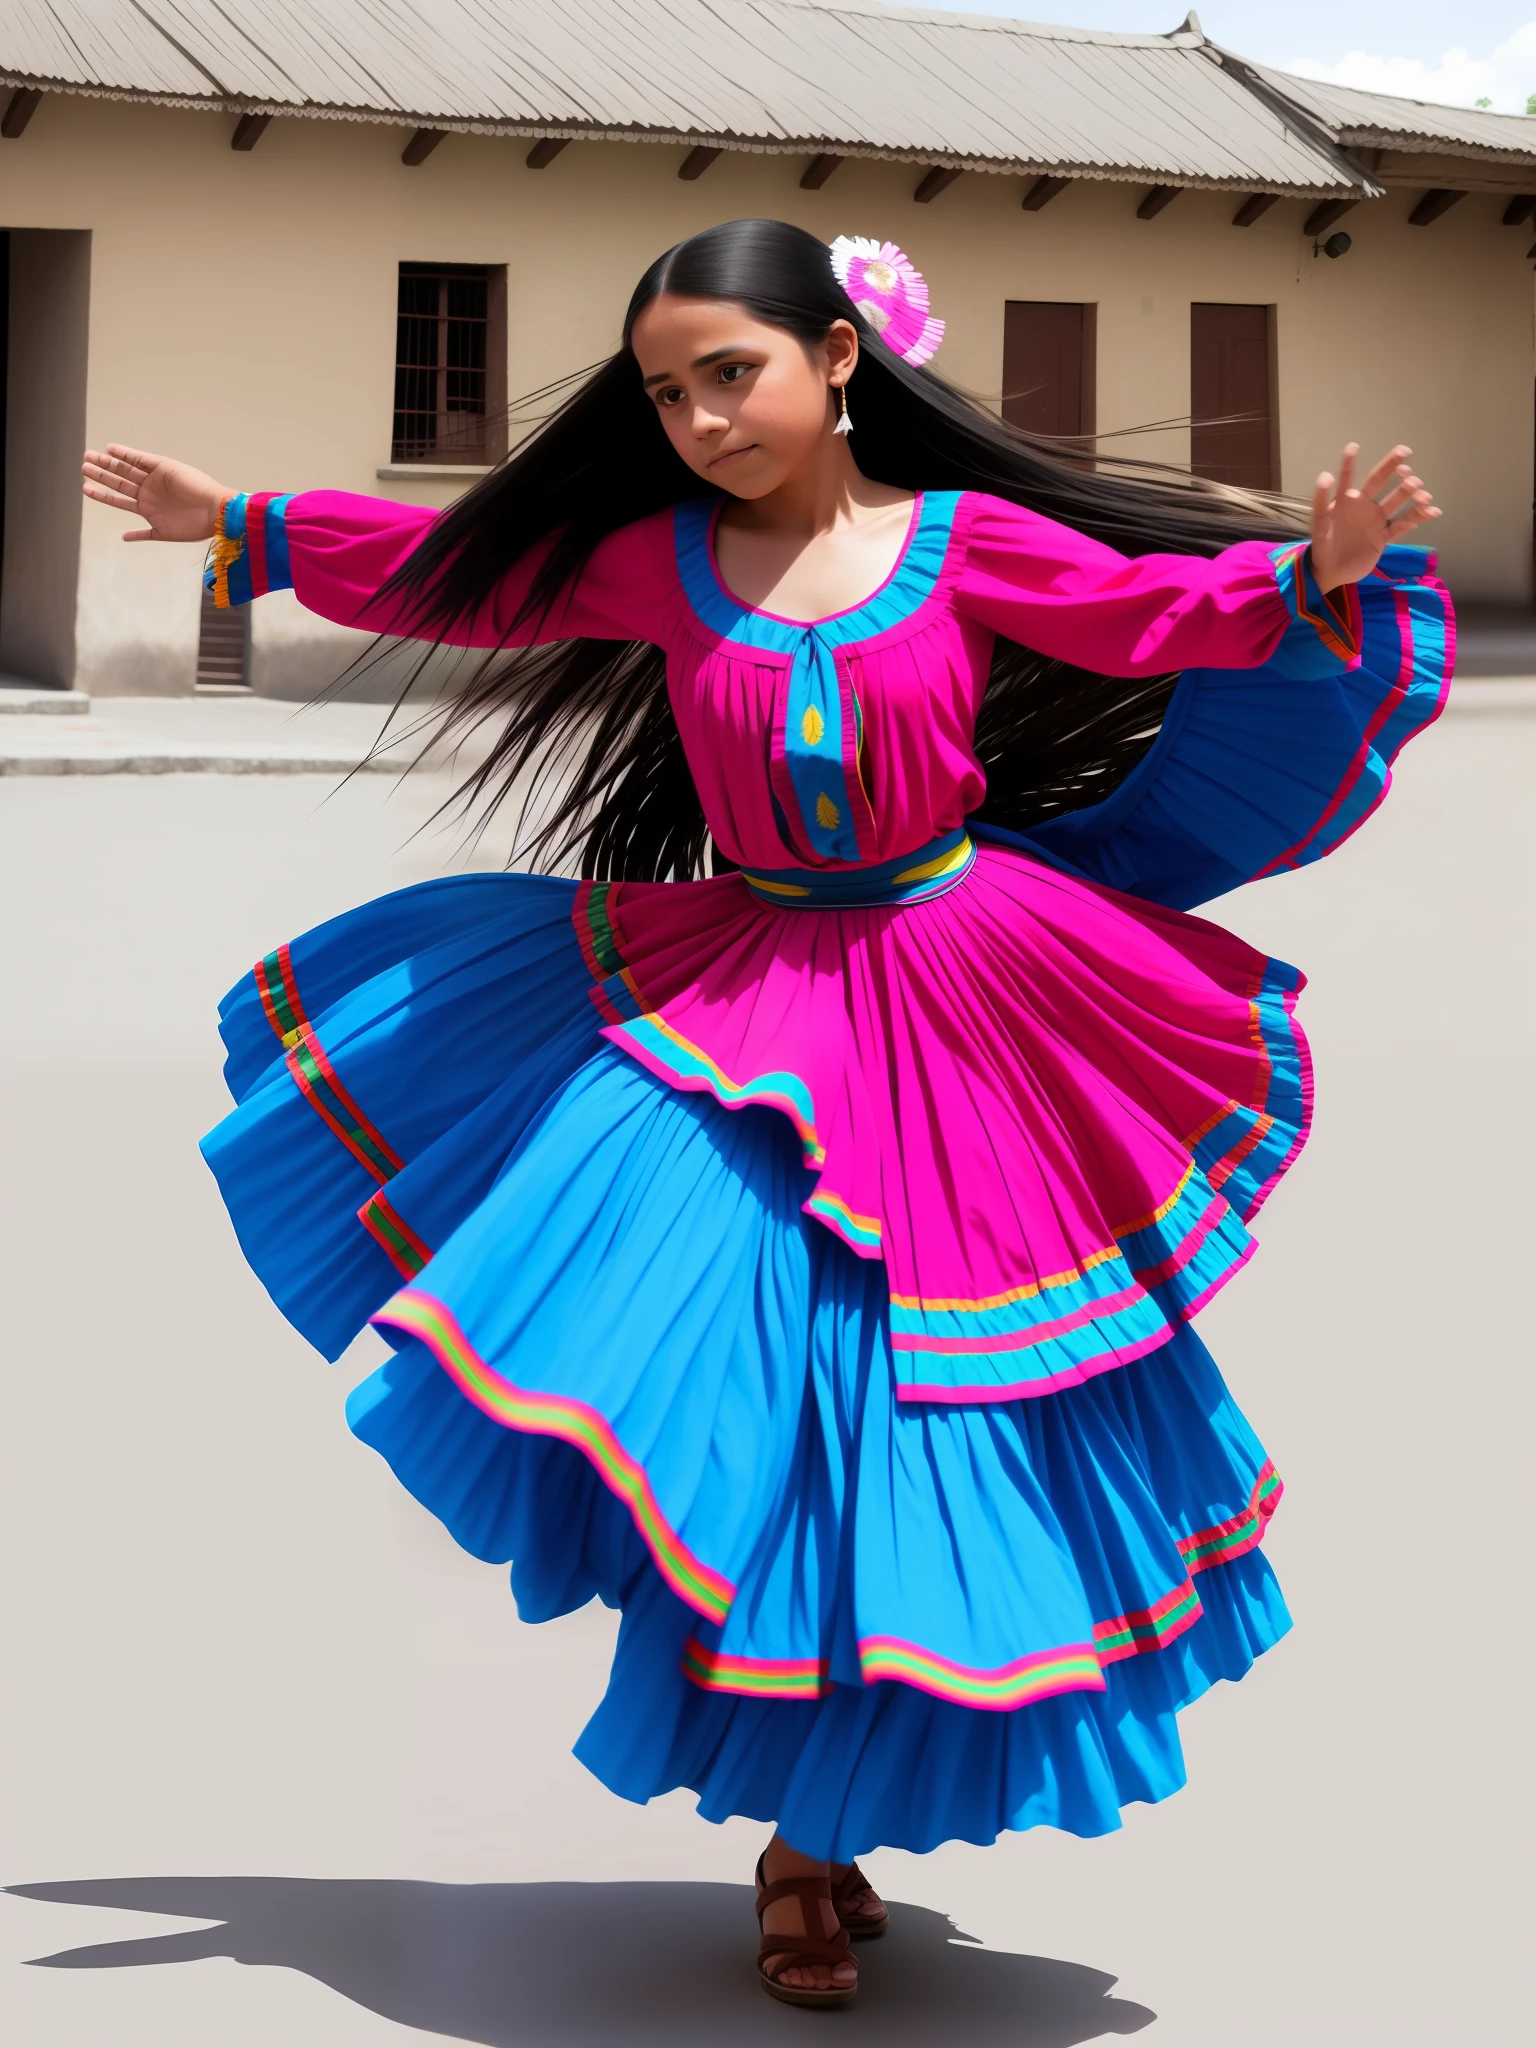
1016 545 1449 910
265 493 295 594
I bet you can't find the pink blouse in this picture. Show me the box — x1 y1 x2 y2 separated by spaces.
227 487 1318 873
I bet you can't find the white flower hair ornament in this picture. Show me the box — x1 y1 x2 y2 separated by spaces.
828 236 946 368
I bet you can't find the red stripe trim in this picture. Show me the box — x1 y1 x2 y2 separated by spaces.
1092 1581 1204 1666
1179 1460 1283 1570
274 942 309 1033
245 490 273 598
293 1023 404 1172
284 1047 390 1185
254 941 311 1046
254 957 287 1041
358 1190 433 1277
1253 583 1436 879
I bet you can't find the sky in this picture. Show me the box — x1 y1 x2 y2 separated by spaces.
915 3 1536 112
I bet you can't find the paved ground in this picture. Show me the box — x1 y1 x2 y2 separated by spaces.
1 695 1531 2048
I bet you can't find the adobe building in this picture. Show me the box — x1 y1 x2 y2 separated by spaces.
1 0 1533 697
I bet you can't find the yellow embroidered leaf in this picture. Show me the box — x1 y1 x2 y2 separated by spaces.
800 704 825 747
815 791 841 829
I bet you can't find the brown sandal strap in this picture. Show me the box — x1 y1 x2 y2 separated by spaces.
758 1933 852 1974
755 1857 852 1973
756 1874 841 1916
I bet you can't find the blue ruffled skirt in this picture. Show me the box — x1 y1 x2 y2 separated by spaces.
202 869 1290 1861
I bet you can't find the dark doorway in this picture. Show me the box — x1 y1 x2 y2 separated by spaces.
1190 302 1277 489
0 229 8 627
1002 301 1095 446
0 228 91 689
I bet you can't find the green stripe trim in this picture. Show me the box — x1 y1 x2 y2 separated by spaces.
584 882 625 976
1092 1585 1202 1655
260 948 300 1039
288 1039 399 1180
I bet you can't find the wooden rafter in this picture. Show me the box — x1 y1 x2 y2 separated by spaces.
1 88 41 139
914 166 962 203
1022 176 1070 212
1136 185 1180 219
800 154 842 189
1302 198 1356 236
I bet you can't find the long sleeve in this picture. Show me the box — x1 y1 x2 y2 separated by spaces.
1000 543 1453 911
208 489 677 647
954 492 1355 678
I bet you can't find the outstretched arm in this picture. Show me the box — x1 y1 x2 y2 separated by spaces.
956 443 1442 679
81 444 674 648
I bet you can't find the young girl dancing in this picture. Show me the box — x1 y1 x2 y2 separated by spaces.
82 219 1446 2008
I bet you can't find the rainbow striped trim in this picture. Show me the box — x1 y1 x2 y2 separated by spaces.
254 943 310 1049
681 1637 833 1698
358 1189 432 1278
857 1635 1105 1711
679 1465 1280 1705
740 827 976 910
574 881 829 1171
374 1289 735 1622
204 491 296 608
1180 1460 1283 1571
804 1188 882 1253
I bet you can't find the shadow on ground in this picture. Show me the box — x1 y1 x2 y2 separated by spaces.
9 1877 1155 2043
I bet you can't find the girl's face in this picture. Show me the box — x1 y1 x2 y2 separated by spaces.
629 294 858 497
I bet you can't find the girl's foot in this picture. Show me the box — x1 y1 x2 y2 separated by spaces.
830 1859 889 1938
755 1835 858 2005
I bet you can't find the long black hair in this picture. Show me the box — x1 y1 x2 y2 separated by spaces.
382 218 1298 880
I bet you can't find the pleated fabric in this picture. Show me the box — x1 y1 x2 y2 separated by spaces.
345 1049 1288 1858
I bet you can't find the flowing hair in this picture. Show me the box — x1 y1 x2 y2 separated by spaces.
381 218 1298 880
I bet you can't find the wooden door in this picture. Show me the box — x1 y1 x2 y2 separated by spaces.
1190 303 1275 489
1002 301 1094 443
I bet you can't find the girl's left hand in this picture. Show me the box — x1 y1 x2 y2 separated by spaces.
1309 444 1440 592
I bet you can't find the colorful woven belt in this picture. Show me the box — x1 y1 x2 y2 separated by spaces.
740 826 976 909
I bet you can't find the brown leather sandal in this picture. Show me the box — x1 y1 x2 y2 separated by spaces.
754 1852 858 2007
831 1860 889 1939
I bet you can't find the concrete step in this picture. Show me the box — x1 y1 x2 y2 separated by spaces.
0 683 91 715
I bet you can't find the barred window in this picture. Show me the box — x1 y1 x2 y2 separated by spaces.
392 262 507 463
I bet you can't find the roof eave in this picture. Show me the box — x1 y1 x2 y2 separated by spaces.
1335 125 1536 168
0 74 1373 197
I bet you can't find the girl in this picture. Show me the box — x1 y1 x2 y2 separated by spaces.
82 219 1445 2009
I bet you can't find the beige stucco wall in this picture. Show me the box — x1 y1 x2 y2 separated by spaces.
0 92 1529 693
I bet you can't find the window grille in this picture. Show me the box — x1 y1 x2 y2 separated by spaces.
392 263 506 463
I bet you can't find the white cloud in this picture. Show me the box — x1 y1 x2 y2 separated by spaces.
1287 23 1536 112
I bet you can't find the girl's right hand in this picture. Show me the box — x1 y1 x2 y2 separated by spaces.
81 444 233 542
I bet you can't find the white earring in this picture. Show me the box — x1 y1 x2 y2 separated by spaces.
833 385 853 436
